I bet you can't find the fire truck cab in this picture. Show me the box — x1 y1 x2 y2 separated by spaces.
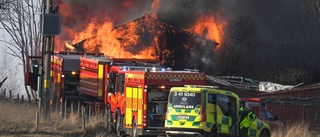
165 85 271 137
78 55 162 134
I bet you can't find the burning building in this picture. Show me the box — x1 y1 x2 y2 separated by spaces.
55 0 227 74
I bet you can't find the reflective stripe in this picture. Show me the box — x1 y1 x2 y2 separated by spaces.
248 120 266 137
217 115 232 134
146 74 204 80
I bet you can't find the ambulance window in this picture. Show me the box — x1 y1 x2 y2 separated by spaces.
208 94 216 104
217 94 236 116
169 92 201 109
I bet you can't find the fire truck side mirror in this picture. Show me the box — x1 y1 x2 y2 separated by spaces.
32 60 39 74
108 82 115 93
109 72 116 82
108 72 116 93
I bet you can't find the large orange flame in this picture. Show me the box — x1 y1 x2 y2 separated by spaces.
56 0 227 59
71 17 155 58
187 14 227 49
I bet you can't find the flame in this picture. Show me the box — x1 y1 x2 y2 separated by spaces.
150 0 160 19
56 1 157 59
64 41 75 51
187 13 227 49
69 16 155 59
56 0 227 59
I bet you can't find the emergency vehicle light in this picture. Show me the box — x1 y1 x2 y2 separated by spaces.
160 86 165 89
152 67 156 71
71 71 76 75
121 67 127 71
121 66 168 72
61 74 65 78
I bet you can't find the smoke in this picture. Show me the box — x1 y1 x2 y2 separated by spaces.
56 0 154 41
57 0 153 25
57 0 227 31
156 0 220 28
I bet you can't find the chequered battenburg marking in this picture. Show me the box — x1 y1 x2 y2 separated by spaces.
146 74 203 80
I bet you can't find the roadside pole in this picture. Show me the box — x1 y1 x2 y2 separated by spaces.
40 0 61 118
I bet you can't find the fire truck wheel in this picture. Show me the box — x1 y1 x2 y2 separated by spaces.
132 118 138 137
116 109 124 136
105 106 113 133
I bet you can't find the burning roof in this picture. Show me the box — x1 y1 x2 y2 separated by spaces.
68 14 218 73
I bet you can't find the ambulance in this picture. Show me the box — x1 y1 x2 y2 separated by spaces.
165 85 271 137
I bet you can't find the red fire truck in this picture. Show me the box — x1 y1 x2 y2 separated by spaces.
78 55 160 132
78 55 206 136
51 52 103 110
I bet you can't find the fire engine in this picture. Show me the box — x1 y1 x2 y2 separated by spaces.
26 51 103 111
27 51 207 136
51 52 103 110
78 54 206 136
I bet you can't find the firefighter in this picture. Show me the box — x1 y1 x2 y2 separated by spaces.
239 101 257 137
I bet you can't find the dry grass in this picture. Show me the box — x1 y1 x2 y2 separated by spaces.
272 121 320 137
1 98 320 137
0 98 114 137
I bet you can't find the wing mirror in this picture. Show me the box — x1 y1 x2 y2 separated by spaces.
273 115 280 121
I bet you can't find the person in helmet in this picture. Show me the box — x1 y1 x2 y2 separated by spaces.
239 101 257 137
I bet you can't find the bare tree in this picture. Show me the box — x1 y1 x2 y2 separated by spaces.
304 0 320 22
221 16 263 77
0 0 42 101
0 0 9 10
0 48 20 96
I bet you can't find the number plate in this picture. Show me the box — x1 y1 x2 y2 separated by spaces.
177 115 189 120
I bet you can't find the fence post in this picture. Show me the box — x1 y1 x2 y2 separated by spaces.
9 90 12 99
71 101 74 116
17 94 20 101
78 101 81 118
36 111 39 130
96 104 98 121
64 100 67 119
2 89 6 98
82 105 85 131
88 105 91 122
21 95 24 102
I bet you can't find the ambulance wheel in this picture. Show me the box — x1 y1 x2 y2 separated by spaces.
105 106 113 133
204 125 216 137
132 118 138 137
259 129 270 137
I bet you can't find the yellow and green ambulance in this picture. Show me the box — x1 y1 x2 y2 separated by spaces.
165 85 271 137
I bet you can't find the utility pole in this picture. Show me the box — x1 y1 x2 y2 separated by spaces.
40 0 61 118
